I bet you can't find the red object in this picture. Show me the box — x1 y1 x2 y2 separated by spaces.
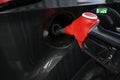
64 12 100 48
0 0 11 4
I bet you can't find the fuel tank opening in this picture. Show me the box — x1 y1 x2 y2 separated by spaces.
43 12 76 48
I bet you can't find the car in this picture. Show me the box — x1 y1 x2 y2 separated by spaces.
0 0 120 80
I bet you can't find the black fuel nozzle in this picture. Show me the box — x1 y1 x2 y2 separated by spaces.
89 25 120 49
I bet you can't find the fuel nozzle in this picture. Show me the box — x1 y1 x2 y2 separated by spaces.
56 12 100 48
56 12 120 49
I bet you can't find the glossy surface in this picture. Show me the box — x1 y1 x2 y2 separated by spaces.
0 2 120 80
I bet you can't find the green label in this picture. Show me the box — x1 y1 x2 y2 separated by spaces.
96 8 108 14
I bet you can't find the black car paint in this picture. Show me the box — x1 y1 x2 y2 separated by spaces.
0 1 120 80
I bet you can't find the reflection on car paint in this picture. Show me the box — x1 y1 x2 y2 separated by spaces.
77 0 105 3
43 55 62 72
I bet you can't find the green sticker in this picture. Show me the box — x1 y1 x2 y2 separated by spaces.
96 8 108 14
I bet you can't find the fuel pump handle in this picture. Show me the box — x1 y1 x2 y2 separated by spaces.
89 25 120 49
57 12 120 49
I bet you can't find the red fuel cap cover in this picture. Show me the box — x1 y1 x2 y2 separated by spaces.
64 12 99 48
